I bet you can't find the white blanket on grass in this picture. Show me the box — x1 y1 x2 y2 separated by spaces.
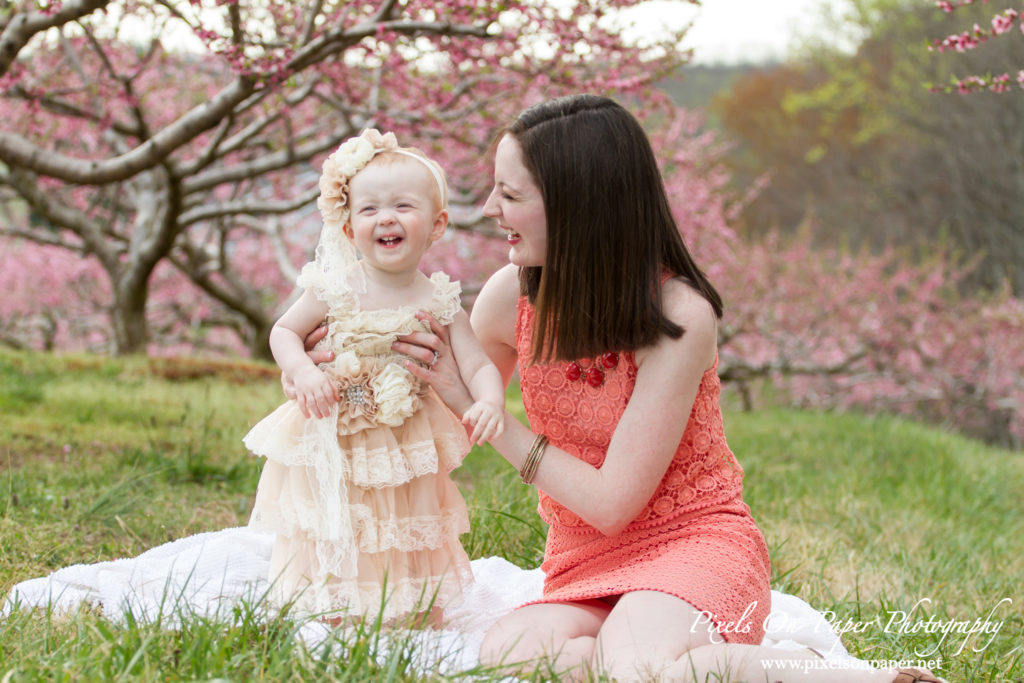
5 527 866 674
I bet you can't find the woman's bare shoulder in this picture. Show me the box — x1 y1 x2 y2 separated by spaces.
663 277 717 327
475 265 520 316
647 276 718 369
470 264 520 346
482 263 520 294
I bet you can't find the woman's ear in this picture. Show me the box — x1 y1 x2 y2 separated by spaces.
429 209 449 242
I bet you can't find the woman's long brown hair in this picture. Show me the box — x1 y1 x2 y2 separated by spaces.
506 94 723 363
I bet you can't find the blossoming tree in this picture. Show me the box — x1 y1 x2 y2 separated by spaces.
929 0 1024 92
0 0 694 356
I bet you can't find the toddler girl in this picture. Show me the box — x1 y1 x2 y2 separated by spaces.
244 129 503 624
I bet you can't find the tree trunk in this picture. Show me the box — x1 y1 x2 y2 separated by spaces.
247 318 274 362
111 276 150 355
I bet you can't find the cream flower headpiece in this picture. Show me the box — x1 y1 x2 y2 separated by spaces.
297 129 448 304
316 129 399 233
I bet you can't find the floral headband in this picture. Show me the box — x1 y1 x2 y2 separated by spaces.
316 129 447 233
297 129 447 302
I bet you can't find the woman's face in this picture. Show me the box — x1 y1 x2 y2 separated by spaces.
482 135 548 268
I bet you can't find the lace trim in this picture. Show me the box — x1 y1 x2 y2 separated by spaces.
305 269 461 332
427 271 462 325
253 426 465 487
253 504 469 554
296 260 359 314
349 507 471 553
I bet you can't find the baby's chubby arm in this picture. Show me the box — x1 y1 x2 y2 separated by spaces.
447 310 505 445
270 289 337 419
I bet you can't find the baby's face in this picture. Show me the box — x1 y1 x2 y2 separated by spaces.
345 158 447 280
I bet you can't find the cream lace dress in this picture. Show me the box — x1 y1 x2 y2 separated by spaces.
244 271 473 621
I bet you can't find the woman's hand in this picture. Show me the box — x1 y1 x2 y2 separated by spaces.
393 311 474 416
282 322 333 401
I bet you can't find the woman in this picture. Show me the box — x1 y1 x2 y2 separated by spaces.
351 95 941 682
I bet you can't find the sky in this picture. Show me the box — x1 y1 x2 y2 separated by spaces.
623 0 847 64
147 1 848 67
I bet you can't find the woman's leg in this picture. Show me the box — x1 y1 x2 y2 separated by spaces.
591 590 715 681
481 592 941 683
479 600 611 678
591 591 910 683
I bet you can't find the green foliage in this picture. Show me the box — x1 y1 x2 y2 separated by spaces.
1 349 1021 681
713 0 1024 294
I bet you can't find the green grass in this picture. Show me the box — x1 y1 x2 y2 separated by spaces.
1 348 1021 681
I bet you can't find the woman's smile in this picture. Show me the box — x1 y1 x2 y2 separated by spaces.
482 136 547 267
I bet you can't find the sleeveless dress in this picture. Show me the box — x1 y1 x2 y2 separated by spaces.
515 288 771 645
244 271 473 621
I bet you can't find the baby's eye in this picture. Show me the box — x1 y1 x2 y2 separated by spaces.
358 205 377 213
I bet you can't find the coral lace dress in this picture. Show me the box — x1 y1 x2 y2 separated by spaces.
515 289 771 644
245 272 473 621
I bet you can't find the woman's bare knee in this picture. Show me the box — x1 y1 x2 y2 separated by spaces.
480 618 532 667
479 602 608 670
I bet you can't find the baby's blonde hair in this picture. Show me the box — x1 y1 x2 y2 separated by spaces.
364 147 448 212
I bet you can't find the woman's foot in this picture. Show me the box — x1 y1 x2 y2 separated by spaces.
891 668 946 683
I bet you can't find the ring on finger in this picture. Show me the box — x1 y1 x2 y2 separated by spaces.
430 350 440 367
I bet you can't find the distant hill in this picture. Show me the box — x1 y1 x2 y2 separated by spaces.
657 62 773 127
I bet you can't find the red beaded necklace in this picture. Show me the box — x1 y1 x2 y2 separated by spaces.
565 352 619 387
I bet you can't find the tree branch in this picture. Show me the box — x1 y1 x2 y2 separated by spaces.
287 17 491 73
4 168 117 271
0 0 111 77
718 348 869 384
183 128 350 194
0 225 87 252
301 0 326 46
178 188 318 226
176 79 317 176
0 77 256 184
237 215 302 285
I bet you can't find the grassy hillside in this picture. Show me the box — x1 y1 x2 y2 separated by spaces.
1 349 1020 681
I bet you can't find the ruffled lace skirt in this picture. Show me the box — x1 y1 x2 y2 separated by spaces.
244 390 473 621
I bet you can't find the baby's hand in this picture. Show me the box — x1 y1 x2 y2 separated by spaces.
292 365 338 419
462 401 504 445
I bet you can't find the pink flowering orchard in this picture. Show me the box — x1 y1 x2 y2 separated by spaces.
2 1 1023 446
929 0 1024 92
654 104 1024 446
0 0 694 356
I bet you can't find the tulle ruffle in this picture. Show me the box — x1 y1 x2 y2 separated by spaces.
243 392 468 485
266 529 473 621
245 389 472 620
250 463 470 552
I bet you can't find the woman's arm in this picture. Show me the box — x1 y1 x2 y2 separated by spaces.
467 264 521 387
486 279 718 536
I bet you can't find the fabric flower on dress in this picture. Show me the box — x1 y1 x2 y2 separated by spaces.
327 351 379 424
371 363 419 427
